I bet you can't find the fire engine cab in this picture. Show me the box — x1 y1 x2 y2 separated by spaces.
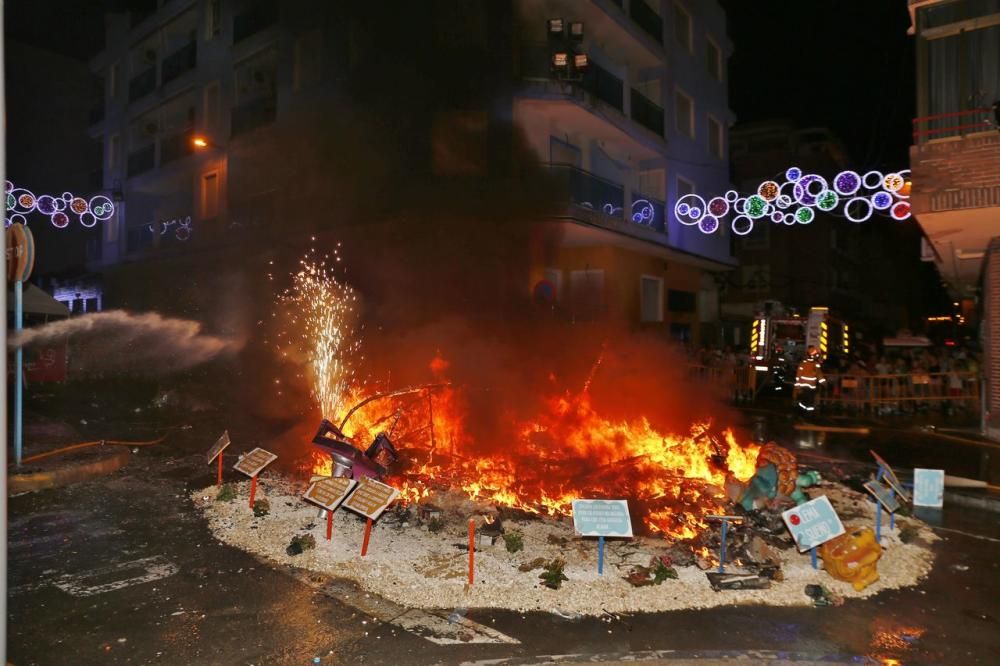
749 303 851 392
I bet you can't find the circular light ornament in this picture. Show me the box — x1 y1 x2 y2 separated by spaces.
9 213 27 227
771 211 784 223
18 193 36 209
783 213 796 225
699 215 720 234
795 207 814 224
674 194 706 225
4 180 12 193
816 190 838 211
897 180 912 198
708 197 729 217
785 166 802 182
80 211 97 228
862 170 883 189
833 170 861 195
731 214 754 236
70 197 89 215
51 211 70 229
746 194 768 219
883 172 904 193
89 195 115 221
6 193 15 210
724 189 739 202
890 201 911 221
794 174 828 206
733 197 747 214
631 199 655 224
845 197 873 223
37 195 57 215
776 194 792 210
758 180 780 201
871 191 893 210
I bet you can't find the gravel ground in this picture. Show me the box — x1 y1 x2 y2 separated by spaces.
192 477 937 616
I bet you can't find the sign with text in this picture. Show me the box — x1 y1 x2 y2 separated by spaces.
206 431 231 465
571 499 633 538
304 476 357 511
342 478 399 520
864 479 901 513
782 495 845 552
233 447 277 478
913 468 945 508
870 450 910 502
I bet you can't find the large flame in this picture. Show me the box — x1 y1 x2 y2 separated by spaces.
313 354 759 540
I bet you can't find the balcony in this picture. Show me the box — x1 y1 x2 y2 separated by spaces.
629 0 663 44
231 95 277 136
630 88 664 137
159 132 194 166
546 163 625 219
912 107 994 144
630 195 666 233
234 1 278 44
128 67 156 103
126 144 155 177
584 61 624 112
160 41 197 86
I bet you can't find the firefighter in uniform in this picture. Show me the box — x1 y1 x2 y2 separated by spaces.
794 345 826 413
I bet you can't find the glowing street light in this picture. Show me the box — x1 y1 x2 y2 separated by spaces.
192 135 210 149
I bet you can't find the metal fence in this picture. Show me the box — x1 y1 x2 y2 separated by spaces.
688 364 756 403
817 372 981 413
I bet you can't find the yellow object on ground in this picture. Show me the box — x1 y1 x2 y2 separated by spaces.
820 527 882 591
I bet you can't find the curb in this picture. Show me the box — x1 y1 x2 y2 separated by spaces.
8 447 130 495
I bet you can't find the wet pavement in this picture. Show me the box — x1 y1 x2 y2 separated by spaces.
8 406 1000 665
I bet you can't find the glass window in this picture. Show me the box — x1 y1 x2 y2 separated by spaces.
706 37 722 80
676 175 695 198
235 48 277 104
207 0 222 37
672 2 692 52
640 276 664 322
675 89 694 138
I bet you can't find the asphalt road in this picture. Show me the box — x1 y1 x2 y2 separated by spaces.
8 408 1000 665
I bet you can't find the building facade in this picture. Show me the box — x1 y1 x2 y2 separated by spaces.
907 0 1000 437
88 0 735 343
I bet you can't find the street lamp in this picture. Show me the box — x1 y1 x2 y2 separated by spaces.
192 135 210 149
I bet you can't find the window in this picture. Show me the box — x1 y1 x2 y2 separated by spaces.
108 133 120 171
640 276 664 322
674 89 694 138
202 172 220 219
676 175 695 199
638 168 665 200
206 0 222 37
706 37 722 80
203 81 221 133
569 269 605 321
707 115 724 159
668 288 696 313
672 2 692 52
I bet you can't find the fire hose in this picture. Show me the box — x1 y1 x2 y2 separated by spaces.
20 435 168 465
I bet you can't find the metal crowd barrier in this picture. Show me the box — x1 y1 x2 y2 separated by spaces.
817 372 980 413
688 364 757 402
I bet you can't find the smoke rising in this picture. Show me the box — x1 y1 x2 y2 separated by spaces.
11 311 242 375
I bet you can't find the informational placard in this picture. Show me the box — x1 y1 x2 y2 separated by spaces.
870 450 910 501
571 499 633 538
782 495 846 552
233 447 277 478
206 431 231 464
304 476 357 511
913 468 945 508
864 479 901 513
342 478 399 520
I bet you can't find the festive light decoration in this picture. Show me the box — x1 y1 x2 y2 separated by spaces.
5 180 116 229
674 163 912 235
631 199 656 225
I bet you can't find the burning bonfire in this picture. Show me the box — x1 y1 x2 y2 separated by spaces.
277 251 761 541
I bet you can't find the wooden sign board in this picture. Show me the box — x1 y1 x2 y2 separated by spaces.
864 479 901 513
234 447 277 478
206 431 231 465
870 450 910 502
342 477 399 520
304 476 357 511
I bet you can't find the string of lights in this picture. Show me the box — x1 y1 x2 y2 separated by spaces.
5 179 116 229
674 166 911 237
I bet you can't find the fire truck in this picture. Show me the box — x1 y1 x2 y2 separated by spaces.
749 304 851 392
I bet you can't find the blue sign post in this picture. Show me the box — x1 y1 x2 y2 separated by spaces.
782 495 845 558
572 500 633 576
707 515 742 573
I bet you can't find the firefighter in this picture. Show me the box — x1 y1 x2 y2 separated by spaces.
794 345 826 413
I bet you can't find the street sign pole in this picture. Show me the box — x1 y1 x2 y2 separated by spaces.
14 278 22 465
597 536 605 575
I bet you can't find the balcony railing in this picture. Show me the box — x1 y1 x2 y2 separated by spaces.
231 95 277 136
159 131 195 166
630 0 664 44
126 144 155 177
630 88 664 137
234 1 278 43
912 107 995 143
161 41 197 85
128 67 156 103
630 195 666 233
584 61 624 111
545 164 625 219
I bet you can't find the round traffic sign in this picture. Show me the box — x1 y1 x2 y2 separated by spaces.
6 222 35 283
